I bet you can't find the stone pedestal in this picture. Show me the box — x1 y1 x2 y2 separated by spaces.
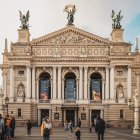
111 29 124 42
18 29 30 43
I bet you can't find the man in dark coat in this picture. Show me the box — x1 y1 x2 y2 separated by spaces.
95 117 105 140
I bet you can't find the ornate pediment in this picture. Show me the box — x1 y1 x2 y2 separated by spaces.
31 26 111 46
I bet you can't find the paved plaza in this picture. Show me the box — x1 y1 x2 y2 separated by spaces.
13 127 140 140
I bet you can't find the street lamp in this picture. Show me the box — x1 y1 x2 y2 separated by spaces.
128 89 140 135
5 97 9 116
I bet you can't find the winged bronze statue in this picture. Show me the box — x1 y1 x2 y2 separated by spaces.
19 10 30 29
64 5 76 25
111 10 123 29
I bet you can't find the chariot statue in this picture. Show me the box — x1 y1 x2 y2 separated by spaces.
19 10 30 29
111 10 123 29
64 4 76 25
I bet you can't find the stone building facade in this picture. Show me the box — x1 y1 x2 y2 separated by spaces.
0 25 140 127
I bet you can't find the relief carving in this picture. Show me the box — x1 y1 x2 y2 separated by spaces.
46 32 96 45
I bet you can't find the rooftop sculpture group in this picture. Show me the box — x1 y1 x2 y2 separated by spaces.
111 10 123 29
19 10 30 29
64 4 76 25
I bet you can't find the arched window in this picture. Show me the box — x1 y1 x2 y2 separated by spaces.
90 73 102 100
64 72 76 100
39 73 51 99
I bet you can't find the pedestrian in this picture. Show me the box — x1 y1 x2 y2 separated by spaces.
77 118 81 127
75 127 81 140
0 114 5 140
95 117 105 140
41 117 53 140
89 121 93 133
26 119 32 136
64 120 68 131
69 120 73 132
5 115 12 140
10 116 15 139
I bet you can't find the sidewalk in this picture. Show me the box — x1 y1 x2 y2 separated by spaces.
14 127 140 140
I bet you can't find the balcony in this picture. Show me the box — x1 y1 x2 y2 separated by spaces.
39 99 50 103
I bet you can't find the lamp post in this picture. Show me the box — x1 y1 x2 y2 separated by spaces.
128 89 140 135
5 97 9 116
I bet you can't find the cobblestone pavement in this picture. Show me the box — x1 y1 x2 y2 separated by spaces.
13 127 140 140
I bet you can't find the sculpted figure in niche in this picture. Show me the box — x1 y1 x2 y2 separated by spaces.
116 85 124 99
17 84 25 98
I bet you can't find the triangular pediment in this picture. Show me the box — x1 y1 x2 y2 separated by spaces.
31 26 111 45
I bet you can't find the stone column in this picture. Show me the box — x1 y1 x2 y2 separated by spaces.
36 80 39 100
105 66 109 99
2 70 7 98
38 109 41 126
79 66 83 100
0 88 3 116
102 80 105 101
76 79 79 100
32 66 36 99
135 72 140 96
53 66 56 99
100 109 104 119
51 78 53 99
26 65 31 99
127 65 131 98
62 79 64 101
84 66 88 99
110 65 115 100
133 90 140 134
10 65 14 99
58 66 61 99
88 79 90 100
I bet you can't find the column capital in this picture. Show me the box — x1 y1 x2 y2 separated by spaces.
32 65 36 69
84 66 88 69
79 66 83 69
109 64 115 69
53 66 57 69
26 65 31 68
105 66 110 70
128 65 132 69
57 66 62 69
9 64 14 68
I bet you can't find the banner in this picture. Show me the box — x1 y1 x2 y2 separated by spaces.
91 79 101 100
40 79 50 99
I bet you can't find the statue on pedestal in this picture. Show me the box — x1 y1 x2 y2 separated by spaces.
64 4 76 25
19 10 30 29
111 10 123 29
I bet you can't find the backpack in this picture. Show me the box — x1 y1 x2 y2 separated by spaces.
44 128 50 137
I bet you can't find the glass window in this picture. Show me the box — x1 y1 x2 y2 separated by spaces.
18 108 21 117
65 79 75 99
120 110 124 119
90 73 102 100
39 73 51 99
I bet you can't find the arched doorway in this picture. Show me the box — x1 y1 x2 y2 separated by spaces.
39 72 51 100
90 73 102 100
64 72 76 100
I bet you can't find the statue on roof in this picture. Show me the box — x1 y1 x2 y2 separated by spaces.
64 4 76 25
19 10 30 29
111 10 123 29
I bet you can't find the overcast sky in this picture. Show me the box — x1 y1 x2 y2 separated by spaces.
0 0 140 86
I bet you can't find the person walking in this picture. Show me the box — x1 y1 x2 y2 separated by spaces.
64 120 68 131
75 127 81 140
41 117 53 140
10 116 15 139
0 114 5 140
26 120 32 136
77 118 81 127
95 117 105 140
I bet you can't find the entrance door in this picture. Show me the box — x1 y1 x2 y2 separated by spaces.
66 110 75 126
41 109 49 124
91 110 100 124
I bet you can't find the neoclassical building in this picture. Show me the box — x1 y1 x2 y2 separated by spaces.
0 17 140 127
